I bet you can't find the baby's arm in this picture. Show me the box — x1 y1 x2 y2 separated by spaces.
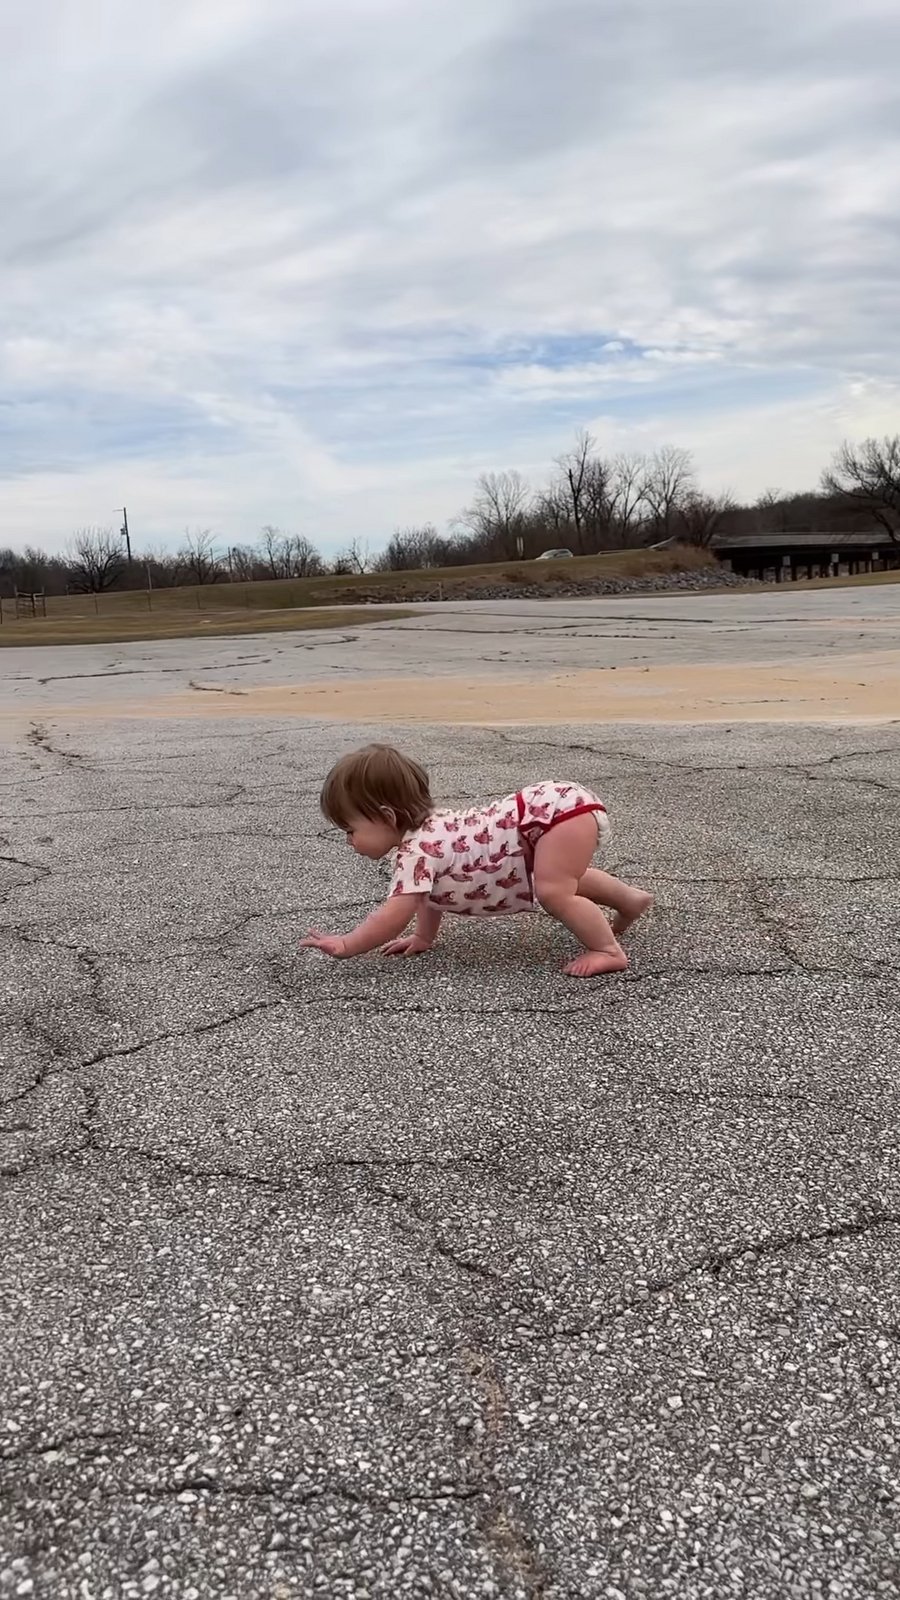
382 897 443 958
301 894 423 959
416 899 443 946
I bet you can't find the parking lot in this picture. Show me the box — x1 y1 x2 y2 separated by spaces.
2 585 899 1599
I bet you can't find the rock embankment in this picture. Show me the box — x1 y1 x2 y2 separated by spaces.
348 564 754 604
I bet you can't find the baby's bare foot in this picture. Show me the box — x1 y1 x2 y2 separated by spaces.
564 948 628 978
611 888 654 937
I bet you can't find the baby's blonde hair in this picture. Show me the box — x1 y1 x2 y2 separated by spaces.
320 744 433 832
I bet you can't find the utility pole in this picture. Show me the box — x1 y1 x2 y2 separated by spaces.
119 507 132 563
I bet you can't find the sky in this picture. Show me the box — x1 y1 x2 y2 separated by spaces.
2 0 899 558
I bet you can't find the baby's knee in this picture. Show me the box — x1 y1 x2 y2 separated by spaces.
534 876 573 914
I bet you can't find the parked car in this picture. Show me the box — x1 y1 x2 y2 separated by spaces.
535 548 574 561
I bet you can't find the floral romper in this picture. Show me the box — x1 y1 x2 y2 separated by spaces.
389 782 609 915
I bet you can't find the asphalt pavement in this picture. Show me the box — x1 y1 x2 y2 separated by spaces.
1 591 899 1599
2 582 900 715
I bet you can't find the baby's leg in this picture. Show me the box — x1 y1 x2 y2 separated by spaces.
577 868 654 936
532 814 628 977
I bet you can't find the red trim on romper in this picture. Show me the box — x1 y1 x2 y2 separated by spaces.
515 792 607 835
515 793 607 894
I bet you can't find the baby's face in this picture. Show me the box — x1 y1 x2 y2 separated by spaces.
344 812 400 860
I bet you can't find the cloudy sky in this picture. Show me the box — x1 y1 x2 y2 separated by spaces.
2 0 899 557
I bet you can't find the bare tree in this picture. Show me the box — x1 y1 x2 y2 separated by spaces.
754 488 787 535
257 527 323 578
224 543 256 582
641 446 696 540
177 528 222 585
259 525 285 579
555 430 595 553
822 437 900 541
66 528 126 593
132 542 179 589
554 431 619 552
545 431 615 551
332 537 370 575
679 490 737 548
581 456 614 551
373 524 454 572
459 470 530 558
0 544 58 594
533 481 570 536
607 453 649 547
283 534 324 578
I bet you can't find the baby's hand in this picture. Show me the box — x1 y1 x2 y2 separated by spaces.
380 936 433 958
300 931 348 959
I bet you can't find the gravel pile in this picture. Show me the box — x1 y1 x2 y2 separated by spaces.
354 565 756 605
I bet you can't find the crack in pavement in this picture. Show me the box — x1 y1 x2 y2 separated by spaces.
0 777 326 824
492 728 900 784
1 949 883 1121
189 680 250 696
527 1211 900 1344
626 960 871 980
35 660 272 686
639 871 900 887
461 1345 550 1598
616 1076 900 1125
276 990 638 1017
91 1477 484 1512
2 678 896 1596
9 1046 898 1183
0 1001 284 1115
0 852 52 877
0 787 254 819
0 826 326 860
0 1428 127 1468
662 1209 900 1289
6 1133 899 1329
744 882 825 975
371 1183 532 1307
0 1429 484 1511
1 903 368 964
27 722 87 764
79 1001 284 1071
393 607 758 632
132 825 325 846
0 1015 70 1114
0 1133 504 1186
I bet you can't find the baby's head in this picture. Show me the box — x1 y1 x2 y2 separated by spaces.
320 744 433 858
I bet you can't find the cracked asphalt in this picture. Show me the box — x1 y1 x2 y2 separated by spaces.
2 589 900 1600
2 583 899 714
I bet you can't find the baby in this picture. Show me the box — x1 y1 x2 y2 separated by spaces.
301 744 652 977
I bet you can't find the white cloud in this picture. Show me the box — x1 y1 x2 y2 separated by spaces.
1 0 898 553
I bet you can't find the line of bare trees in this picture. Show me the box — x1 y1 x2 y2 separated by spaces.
0 525 328 598
450 438 734 564
2 432 898 596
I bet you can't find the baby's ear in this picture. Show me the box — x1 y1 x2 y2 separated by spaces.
380 806 397 827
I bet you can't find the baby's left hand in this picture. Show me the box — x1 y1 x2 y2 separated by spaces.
300 931 348 959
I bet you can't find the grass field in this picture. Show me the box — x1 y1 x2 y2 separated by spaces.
0 545 716 647
4 545 895 648
784 567 900 590
0 605 412 649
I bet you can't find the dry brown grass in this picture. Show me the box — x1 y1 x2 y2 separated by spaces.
0 606 411 649
0 544 718 648
778 567 900 591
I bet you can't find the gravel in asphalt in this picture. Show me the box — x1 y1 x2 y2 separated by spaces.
1 593 899 1598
